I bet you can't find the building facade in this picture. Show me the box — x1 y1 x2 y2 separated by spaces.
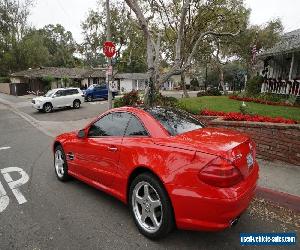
259 29 300 97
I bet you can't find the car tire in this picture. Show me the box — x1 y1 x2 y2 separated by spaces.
129 172 174 240
73 99 81 109
43 103 53 113
87 95 93 102
54 145 70 182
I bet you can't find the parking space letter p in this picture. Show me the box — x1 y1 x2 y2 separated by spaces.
1 167 29 204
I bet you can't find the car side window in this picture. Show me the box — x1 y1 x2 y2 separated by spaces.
55 90 65 97
64 90 71 96
88 112 131 137
125 115 148 136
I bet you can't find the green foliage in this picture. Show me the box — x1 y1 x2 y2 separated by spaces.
155 94 178 107
190 78 199 90
197 89 222 97
113 91 140 108
258 93 282 102
246 75 264 96
41 75 54 83
0 77 10 83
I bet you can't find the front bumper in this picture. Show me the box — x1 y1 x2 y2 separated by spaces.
32 102 42 110
166 163 259 231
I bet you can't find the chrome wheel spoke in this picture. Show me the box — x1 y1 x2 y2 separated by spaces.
141 209 147 223
151 199 161 209
143 184 149 198
135 194 144 205
149 212 159 228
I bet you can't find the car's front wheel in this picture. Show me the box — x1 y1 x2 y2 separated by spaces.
43 103 53 113
73 99 81 109
129 173 174 239
54 145 70 181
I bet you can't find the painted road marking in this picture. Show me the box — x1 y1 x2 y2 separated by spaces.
0 146 11 151
0 167 29 213
0 181 9 213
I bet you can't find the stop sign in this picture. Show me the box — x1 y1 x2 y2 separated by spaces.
103 41 116 58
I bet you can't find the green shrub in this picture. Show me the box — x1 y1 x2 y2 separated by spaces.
113 90 140 108
246 75 263 96
156 94 178 107
258 93 283 102
197 88 222 97
0 77 10 83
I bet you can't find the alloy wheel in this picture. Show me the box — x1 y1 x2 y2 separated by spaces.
132 181 163 233
44 104 52 113
55 150 65 178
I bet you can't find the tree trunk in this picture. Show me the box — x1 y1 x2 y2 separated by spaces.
218 67 227 94
181 72 189 98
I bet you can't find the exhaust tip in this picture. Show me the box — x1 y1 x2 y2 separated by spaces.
230 216 240 227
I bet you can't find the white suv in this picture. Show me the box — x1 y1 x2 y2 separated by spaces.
32 88 85 113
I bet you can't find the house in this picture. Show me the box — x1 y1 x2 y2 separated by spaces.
8 67 149 95
117 73 149 92
10 67 90 95
258 29 300 96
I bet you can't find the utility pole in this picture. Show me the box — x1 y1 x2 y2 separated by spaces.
106 0 113 109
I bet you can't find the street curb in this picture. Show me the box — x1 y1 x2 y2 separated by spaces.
256 186 300 213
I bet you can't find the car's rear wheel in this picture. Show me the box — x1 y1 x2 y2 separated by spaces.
54 145 70 181
73 99 81 109
129 173 174 239
43 103 52 113
87 95 93 102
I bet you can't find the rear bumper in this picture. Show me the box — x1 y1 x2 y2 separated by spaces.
166 163 259 231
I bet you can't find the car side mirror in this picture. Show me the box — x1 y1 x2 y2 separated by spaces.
52 95 56 98
77 129 86 139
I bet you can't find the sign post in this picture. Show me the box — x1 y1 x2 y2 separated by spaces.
104 0 114 110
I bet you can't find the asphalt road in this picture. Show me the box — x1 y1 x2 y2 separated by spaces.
0 103 299 249
19 100 108 122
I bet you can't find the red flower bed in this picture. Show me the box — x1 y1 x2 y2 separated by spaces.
200 109 298 124
229 95 293 107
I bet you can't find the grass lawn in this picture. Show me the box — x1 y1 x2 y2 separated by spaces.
179 96 300 121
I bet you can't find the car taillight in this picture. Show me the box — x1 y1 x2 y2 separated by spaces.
198 157 243 188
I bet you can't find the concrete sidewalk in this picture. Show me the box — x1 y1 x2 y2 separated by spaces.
0 92 299 212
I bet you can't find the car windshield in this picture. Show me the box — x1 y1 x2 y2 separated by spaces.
44 90 55 97
145 107 204 136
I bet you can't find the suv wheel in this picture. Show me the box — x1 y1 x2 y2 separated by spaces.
129 173 174 239
73 100 81 109
43 103 53 113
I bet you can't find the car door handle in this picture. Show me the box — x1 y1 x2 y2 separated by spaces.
107 146 118 152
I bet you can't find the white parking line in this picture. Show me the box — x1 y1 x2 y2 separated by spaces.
0 146 10 151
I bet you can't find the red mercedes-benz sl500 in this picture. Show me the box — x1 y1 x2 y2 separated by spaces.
53 106 259 239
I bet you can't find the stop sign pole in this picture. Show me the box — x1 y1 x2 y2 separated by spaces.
105 0 113 110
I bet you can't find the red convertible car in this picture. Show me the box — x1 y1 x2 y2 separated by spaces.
53 106 259 239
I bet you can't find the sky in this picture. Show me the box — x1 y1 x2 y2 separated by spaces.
27 0 300 43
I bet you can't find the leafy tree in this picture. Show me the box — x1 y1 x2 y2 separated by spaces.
125 0 248 105
0 0 33 75
39 24 77 67
80 0 147 71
